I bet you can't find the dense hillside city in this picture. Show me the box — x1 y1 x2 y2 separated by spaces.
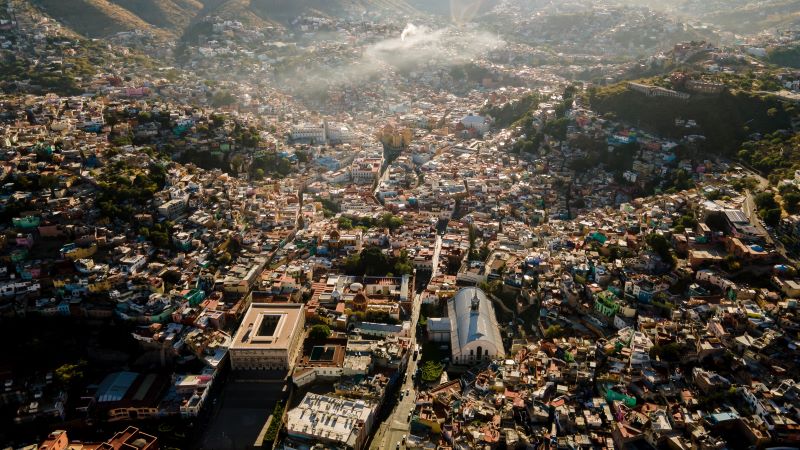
1 1 800 449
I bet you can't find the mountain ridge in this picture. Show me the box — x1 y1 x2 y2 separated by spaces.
31 0 431 38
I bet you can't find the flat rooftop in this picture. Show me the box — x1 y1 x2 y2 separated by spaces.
232 303 304 350
286 393 375 445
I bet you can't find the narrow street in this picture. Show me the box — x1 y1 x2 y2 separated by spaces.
431 235 442 278
745 188 799 265
737 165 798 263
369 292 422 450
744 189 772 244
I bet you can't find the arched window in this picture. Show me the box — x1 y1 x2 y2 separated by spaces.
477 346 483 360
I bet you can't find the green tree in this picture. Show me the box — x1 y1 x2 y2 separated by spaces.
361 246 389 276
763 208 782 227
106 113 119 130
646 233 674 266
211 90 236 107
649 342 681 361
309 324 331 340
420 361 444 382
543 117 569 140
478 244 491 261
671 169 694 191
218 252 232 265
479 279 503 297
677 214 698 230
343 246 396 275
344 253 362 274
211 114 225 128
39 174 59 193
55 360 87 387
755 192 778 210
379 213 404 230
263 401 284 446
151 230 170 248
338 216 353 230
520 140 537 153
784 192 800 213
544 324 564 339
320 199 341 214
365 311 399 324
723 254 742 271
393 249 413 275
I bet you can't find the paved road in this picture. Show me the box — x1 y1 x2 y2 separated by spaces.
740 159 776 242
733 164 797 261
370 293 422 450
744 189 771 243
199 381 287 450
748 190 800 265
431 235 442 278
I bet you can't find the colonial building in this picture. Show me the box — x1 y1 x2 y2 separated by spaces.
446 287 505 365
230 303 305 371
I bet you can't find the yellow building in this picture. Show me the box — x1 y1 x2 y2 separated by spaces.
377 124 412 148
89 278 112 293
61 244 97 260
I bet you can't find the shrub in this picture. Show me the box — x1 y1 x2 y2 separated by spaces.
263 401 285 448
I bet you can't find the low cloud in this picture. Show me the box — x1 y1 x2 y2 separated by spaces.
282 23 503 93
364 23 501 70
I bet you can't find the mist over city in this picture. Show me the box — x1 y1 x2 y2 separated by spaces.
1 1 800 450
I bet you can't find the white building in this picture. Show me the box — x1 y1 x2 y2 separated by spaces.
460 114 491 135
286 393 376 450
120 254 147 274
351 158 381 185
695 269 736 291
326 122 357 144
350 321 410 338
290 123 326 142
446 287 505 365
174 373 212 417
426 317 450 343
158 197 188 219
290 122 357 145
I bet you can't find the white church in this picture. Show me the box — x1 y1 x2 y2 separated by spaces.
426 287 505 365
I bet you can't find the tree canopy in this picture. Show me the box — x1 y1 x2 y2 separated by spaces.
309 324 331 340
420 360 444 382
646 233 674 266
